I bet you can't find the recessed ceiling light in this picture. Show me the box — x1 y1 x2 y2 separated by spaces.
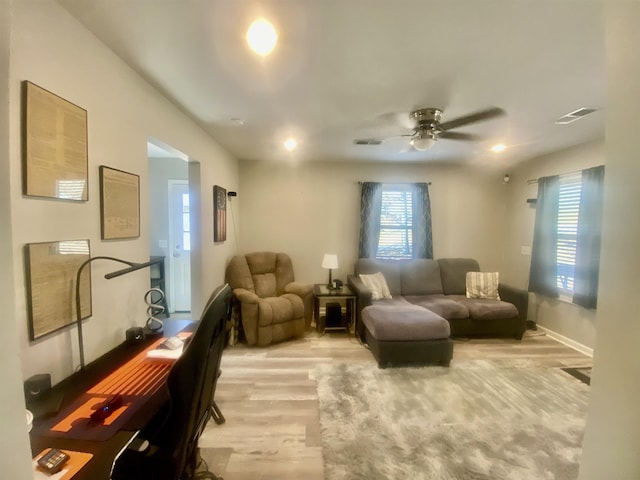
247 19 278 56
491 144 506 153
283 137 298 151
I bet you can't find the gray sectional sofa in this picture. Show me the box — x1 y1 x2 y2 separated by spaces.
348 258 528 342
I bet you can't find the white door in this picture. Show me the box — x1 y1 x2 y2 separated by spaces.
169 181 191 312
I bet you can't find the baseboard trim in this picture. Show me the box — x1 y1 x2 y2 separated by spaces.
537 325 594 358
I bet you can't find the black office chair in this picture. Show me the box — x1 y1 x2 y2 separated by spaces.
111 284 232 480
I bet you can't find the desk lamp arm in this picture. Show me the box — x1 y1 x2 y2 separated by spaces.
75 256 157 371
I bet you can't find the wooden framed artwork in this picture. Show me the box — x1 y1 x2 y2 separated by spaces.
25 240 92 341
99 166 140 240
22 81 88 201
213 185 227 242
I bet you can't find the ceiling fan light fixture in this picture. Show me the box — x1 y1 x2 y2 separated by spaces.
410 135 436 151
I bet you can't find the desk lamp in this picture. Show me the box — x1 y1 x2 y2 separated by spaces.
322 254 339 289
75 256 157 371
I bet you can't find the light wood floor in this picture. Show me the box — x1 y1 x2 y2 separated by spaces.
198 329 592 480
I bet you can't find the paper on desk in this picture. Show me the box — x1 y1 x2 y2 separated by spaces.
146 345 183 360
32 460 66 480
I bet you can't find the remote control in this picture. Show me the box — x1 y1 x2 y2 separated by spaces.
90 393 123 421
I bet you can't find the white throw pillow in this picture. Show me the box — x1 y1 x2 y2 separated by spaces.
359 272 392 300
466 272 501 300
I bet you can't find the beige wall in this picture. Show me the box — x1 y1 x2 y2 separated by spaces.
238 160 508 284
580 2 640 478
10 1 239 389
504 139 605 349
0 0 34 475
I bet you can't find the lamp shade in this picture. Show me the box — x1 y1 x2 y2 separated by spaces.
321 254 338 270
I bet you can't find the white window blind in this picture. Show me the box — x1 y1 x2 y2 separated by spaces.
377 188 413 259
556 172 582 292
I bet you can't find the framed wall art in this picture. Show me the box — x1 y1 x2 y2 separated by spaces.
99 166 140 240
22 81 88 201
213 185 227 242
25 240 92 341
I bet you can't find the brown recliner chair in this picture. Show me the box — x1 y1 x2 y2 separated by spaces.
226 252 313 346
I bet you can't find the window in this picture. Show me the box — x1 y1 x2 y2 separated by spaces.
359 182 432 260
377 187 413 259
182 193 191 251
529 165 603 308
556 172 582 293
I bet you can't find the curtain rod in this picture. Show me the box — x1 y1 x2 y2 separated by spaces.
527 165 604 185
357 181 432 185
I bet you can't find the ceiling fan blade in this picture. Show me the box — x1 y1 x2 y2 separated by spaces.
353 138 384 145
439 107 505 131
438 131 482 141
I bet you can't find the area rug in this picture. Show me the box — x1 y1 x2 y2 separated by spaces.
315 360 590 480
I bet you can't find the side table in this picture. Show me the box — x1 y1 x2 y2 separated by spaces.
313 284 357 335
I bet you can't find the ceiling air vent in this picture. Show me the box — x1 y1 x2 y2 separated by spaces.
353 138 383 145
556 107 597 125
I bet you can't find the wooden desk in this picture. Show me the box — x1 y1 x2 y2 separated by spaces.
29 320 193 480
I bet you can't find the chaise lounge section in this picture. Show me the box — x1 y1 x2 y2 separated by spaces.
362 303 454 368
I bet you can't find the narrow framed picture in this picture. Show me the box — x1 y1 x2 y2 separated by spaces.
25 240 92 341
22 81 88 201
213 185 227 242
99 166 140 240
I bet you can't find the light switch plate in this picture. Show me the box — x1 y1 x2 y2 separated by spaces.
520 245 532 256
159 239 168 249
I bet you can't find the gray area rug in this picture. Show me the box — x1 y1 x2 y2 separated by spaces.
315 360 590 480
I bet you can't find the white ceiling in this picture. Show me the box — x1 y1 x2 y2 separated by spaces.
58 0 605 168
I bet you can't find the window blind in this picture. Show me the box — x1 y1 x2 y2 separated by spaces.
556 172 582 292
377 189 413 259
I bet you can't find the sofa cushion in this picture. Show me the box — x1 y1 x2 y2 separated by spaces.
359 272 392 300
362 305 450 341
400 259 443 295
449 295 518 320
437 258 481 295
354 259 402 295
404 294 470 320
466 271 500 300
371 296 413 308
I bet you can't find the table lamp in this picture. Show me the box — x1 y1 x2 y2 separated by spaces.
322 254 339 289
75 256 157 371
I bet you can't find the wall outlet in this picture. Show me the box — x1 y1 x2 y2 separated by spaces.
158 239 168 249
520 245 532 256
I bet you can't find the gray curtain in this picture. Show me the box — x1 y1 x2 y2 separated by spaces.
528 175 560 298
358 182 382 258
411 183 433 259
573 165 605 309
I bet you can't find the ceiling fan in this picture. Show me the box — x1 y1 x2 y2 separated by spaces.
354 107 505 151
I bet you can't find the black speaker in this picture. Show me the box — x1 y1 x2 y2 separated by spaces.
325 302 343 328
126 327 144 344
24 373 51 402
